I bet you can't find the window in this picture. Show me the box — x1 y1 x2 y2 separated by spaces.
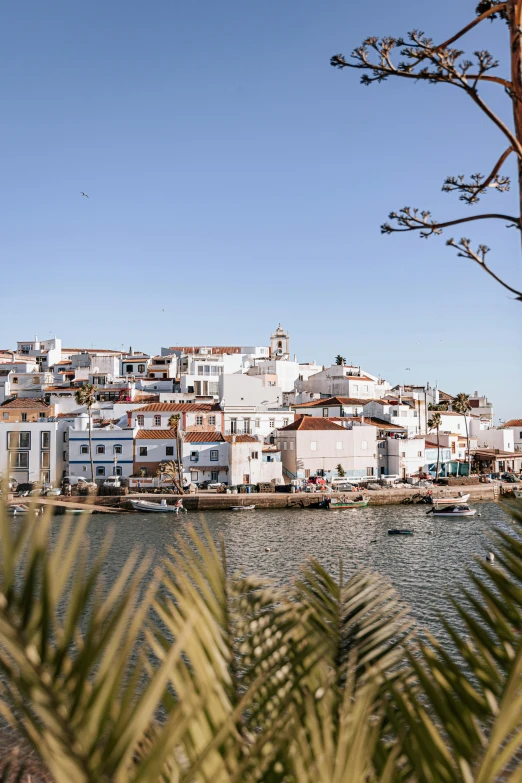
361 441 368 450
138 364 145 373
190 451 198 462
255 418 260 428
166 446 174 456
323 408 328 417
126 365 133 373
208 415 216 426
283 442 287 450
41 431 50 449
2 413 7 420
310 441 317 451
418 451 423 457
197 365 203 375
113 445 122 455
290 442 294 450
283 418 289 426
366 467 374 476
230 419 237 434
80 445 89 454
21 413 27 422
41 452 50 469
336 442 343 450
196 416 203 426
451 442 456 454
63 451 66 461
137 415 144 426
457 422 461 430
364 385 369 392
269 419 275 429
244 418 251 434
139 446 148 457
151 415 160 426
12 377 18 384
82 466 87 472
210 449 219 461
115 466 122 476
96 466 105 477
96 445 105 454
32 377 40 385
7 432 30 449
39 412 46 420
251 451 259 460
162 373 167 379
63 432 67 442
211 471 219 481
353 384 359 392
401 452 406 458
9 452 29 469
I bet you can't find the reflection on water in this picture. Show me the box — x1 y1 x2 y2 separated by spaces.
52 501 515 637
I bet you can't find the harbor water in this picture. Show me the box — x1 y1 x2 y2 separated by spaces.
54 501 517 638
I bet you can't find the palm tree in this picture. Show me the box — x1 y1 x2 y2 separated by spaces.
334 355 346 365
428 413 442 479
453 392 472 476
2 502 522 780
168 413 183 492
74 383 98 481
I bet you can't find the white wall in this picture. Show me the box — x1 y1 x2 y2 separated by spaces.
277 424 377 479
474 428 515 452
219 374 282 407
0 421 66 485
386 438 426 478
68 424 136 479
227 439 282 485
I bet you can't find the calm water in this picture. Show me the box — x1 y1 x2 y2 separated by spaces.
54 502 516 637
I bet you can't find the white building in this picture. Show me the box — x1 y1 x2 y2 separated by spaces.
468 391 494 423
276 417 377 481
182 432 229 486
0 420 66 486
128 403 224 431
384 437 426 479
225 434 282 485
296 365 391 402
68 415 136 480
219 374 283 408
503 420 522 452
223 408 292 440
471 426 515 453
290 396 366 419
363 399 422 436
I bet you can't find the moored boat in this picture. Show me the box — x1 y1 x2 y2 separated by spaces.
432 493 470 505
427 504 476 517
130 499 178 513
230 505 256 511
320 496 369 509
388 529 414 535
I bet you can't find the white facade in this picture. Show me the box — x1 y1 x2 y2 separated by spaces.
277 421 377 480
68 415 136 480
223 408 292 440
182 434 229 485
0 421 66 485
219 374 283 408
247 359 322 393
296 365 391 401
226 436 282 485
363 400 422 436
384 437 426 479
472 427 515 453
129 403 224 432
291 397 366 418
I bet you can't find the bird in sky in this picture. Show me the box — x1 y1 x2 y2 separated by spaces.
81 192 89 198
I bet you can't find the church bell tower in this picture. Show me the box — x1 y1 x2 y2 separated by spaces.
270 324 290 360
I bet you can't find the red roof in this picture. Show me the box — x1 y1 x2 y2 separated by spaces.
168 346 242 355
184 431 225 443
292 396 367 408
278 416 346 432
504 419 522 428
131 403 221 413
0 397 50 410
223 434 258 443
135 430 174 440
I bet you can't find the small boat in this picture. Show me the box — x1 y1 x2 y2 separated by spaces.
319 496 369 509
427 504 476 517
64 508 93 515
388 529 414 535
8 504 30 515
432 493 470 505
230 505 256 511
130 499 177 513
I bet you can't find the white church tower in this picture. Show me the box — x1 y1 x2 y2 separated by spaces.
270 324 290 360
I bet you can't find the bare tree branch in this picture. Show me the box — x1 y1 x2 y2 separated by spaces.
446 237 522 299
442 147 513 204
381 207 520 238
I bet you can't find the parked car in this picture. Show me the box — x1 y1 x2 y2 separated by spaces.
103 476 121 488
501 473 518 483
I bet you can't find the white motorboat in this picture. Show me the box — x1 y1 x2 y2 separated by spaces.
8 504 43 515
230 505 256 511
427 504 476 517
432 493 470 505
130 499 178 513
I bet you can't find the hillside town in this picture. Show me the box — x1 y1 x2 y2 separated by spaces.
0 325 520 492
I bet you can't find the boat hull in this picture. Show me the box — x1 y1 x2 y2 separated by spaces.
327 500 369 509
130 500 177 513
433 493 470 505
432 510 476 517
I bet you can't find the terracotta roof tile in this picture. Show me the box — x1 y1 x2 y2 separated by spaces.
292 396 367 408
184 431 225 443
135 430 175 440
278 417 346 432
223 434 258 443
168 346 242 355
0 397 50 410
131 403 221 413
504 419 522 428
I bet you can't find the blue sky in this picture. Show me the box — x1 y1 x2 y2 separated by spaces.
1 0 520 420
